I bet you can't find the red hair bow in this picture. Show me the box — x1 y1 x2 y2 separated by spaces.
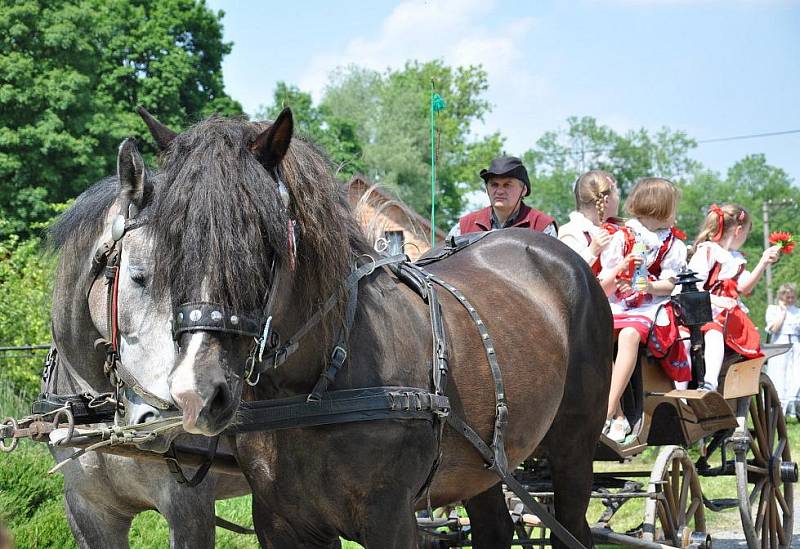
709 204 725 242
671 227 686 240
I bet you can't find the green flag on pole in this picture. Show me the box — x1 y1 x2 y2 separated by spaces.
430 83 446 245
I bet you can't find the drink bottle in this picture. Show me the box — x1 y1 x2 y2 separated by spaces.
632 242 648 292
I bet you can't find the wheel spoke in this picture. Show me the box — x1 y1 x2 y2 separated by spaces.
671 465 681 520
751 436 767 464
767 406 778 453
750 477 768 507
769 496 779 548
752 399 770 461
772 496 787 547
760 493 770 549
664 488 678 536
657 500 675 543
756 484 771 533
771 438 786 463
687 497 701 521
774 484 791 517
679 471 690 525
747 464 770 476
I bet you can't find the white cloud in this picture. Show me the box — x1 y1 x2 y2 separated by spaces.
297 0 562 155
299 0 495 96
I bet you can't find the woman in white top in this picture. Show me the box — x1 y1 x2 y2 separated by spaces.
765 283 800 415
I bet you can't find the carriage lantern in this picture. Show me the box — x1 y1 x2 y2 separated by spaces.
671 268 712 327
671 268 713 389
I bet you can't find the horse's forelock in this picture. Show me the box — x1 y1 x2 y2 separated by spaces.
149 116 367 322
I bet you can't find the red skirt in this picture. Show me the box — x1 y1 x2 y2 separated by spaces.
613 303 692 382
701 306 762 359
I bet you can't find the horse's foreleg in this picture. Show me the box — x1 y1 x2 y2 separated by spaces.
544 415 599 549
464 481 513 549
160 488 217 549
357 487 418 549
64 489 133 549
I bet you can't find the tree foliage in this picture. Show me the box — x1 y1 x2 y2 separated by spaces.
258 82 367 178
258 61 504 230
0 0 241 236
523 116 699 223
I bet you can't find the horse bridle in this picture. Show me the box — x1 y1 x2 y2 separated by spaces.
88 208 174 411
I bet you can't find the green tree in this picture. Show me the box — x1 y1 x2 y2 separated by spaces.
322 61 504 230
523 116 699 223
0 0 241 237
257 82 366 178
0 235 54 392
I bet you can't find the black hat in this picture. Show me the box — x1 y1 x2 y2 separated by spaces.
479 156 531 197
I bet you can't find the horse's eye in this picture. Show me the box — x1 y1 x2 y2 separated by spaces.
130 270 147 287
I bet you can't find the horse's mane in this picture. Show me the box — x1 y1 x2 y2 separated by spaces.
47 176 119 268
150 115 369 321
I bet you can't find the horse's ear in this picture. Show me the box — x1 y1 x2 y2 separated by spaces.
136 106 177 151
251 107 293 170
117 138 147 215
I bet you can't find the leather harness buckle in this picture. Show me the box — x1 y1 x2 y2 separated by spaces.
330 345 347 367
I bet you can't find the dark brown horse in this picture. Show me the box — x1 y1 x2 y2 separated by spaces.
132 108 612 548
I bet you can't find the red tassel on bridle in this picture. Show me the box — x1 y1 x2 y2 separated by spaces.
710 204 725 242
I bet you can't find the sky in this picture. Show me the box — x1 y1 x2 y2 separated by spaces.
207 0 800 184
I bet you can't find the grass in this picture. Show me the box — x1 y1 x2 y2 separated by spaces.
1 378 798 548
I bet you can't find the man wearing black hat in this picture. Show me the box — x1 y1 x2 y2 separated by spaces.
449 156 557 237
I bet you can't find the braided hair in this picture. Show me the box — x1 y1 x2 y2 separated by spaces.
574 170 617 223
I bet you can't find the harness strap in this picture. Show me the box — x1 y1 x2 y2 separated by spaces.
414 231 491 266
230 387 449 433
164 436 219 487
414 267 586 549
307 282 360 402
31 392 117 424
393 263 449 396
445 414 586 549
172 302 262 340
215 516 255 535
423 272 505 406
258 254 407 372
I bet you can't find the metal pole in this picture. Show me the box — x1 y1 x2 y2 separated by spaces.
430 80 436 246
763 200 773 305
0 344 50 352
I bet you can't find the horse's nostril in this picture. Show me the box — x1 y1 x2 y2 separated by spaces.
136 411 157 425
208 383 231 416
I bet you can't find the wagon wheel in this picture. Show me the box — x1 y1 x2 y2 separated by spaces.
734 373 796 548
642 445 707 547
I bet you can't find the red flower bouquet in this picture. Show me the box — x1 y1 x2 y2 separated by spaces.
769 231 795 254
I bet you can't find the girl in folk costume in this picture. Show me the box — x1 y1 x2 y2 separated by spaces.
766 283 800 414
688 204 780 391
559 171 640 295
599 178 689 443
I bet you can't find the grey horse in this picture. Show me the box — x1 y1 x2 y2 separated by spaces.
45 140 249 548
